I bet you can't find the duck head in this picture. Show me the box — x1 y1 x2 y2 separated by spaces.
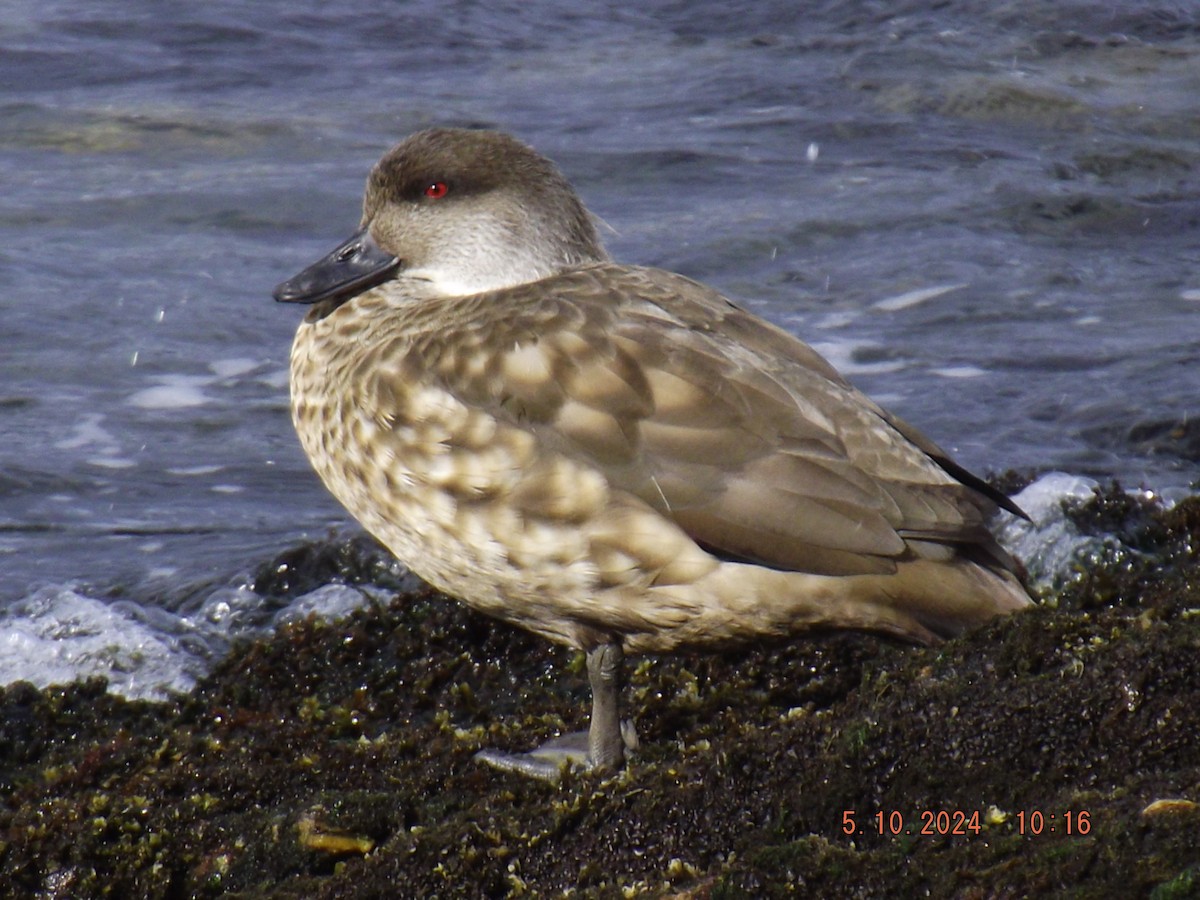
273 127 607 308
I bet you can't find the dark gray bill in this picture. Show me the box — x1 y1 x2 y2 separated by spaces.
273 228 401 306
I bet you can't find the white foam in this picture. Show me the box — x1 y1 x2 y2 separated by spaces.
998 472 1104 585
209 357 261 379
128 358 263 411
932 365 987 379
56 412 121 454
810 310 861 330
87 456 138 469
809 339 907 375
274 584 373 628
128 374 214 409
1011 472 1101 526
258 368 291 389
0 544 397 702
0 578 301 701
872 282 968 312
167 464 224 476
186 584 267 630
0 588 200 700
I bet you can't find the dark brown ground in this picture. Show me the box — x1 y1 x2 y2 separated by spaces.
2 483 1199 898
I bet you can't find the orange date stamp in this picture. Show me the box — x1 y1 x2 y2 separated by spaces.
841 809 1092 837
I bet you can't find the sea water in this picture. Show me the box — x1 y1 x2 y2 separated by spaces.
2 0 1198 697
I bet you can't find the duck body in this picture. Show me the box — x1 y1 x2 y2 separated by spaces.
277 128 1031 776
290 260 1028 653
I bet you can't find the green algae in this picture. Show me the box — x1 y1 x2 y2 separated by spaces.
1 484 1199 897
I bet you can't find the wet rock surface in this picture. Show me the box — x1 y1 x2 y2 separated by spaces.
2 484 1199 898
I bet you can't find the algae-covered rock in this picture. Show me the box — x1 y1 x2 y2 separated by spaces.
1 484 1198 897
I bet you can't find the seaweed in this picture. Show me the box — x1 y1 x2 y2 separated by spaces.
2 485 1198 898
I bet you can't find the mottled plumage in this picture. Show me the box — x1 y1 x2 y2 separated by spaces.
276 128 1031 778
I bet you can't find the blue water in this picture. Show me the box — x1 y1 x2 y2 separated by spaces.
2 1 1198 696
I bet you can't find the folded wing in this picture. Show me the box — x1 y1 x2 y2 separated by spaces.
387 263 1022 579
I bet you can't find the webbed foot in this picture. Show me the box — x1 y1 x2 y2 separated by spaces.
475 643 635 781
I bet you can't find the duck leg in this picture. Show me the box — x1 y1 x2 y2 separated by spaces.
475 642 634 780
585 642 627 770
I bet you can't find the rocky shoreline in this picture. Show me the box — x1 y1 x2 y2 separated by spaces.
2 483 1198 898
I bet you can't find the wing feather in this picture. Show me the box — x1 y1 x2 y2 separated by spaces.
378 263 1019 578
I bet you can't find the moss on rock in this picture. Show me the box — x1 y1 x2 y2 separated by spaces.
2 484 1198 897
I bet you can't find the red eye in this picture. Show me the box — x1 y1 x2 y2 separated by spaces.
423 182 449 199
